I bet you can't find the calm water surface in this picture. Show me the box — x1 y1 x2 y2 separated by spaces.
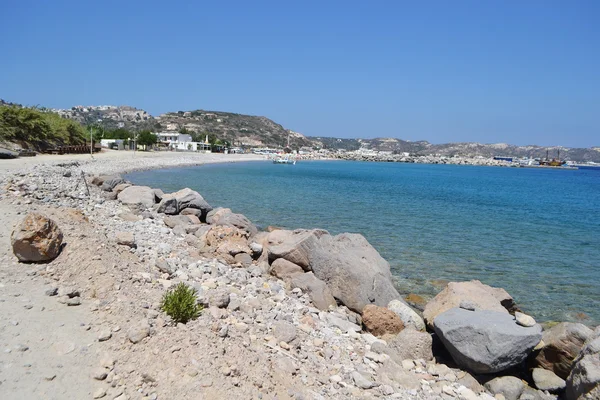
127 161 600 325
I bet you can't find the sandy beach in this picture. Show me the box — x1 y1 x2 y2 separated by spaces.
0 149 265 174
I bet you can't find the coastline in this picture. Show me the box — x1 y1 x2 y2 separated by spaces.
0 152 597 399
0 149 266 175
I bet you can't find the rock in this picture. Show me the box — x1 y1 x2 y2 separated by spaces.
484 376 525 400
533 322 593 379
155 258 174 275
270 258 304 281
180 208 203 218
66 297 81 306
112 183 131 194
204 225 252 256
267 229 402 313
234 252 253 267
249 242 263 256
433 308 542 374
163 188 212 221
157 196 178 215
325 314 362 333
93 388 107 399
98 330 112 342
266 229 325 270
163 215 193 228
206 208 256 235
290 272 336 311
351 371 375 389
362 304 404 337
387 299 426 331
532 368 566 392
92 367 108 380
565 332 600 400
210 291 230 308
100 175 125 191
11 213 63 262
117 186 156 210
91 175 108 186
119 212 141 222
515 312 536 327
272 321 297 343
115 231 135 248
384 328 433 362
44 287 58 296
127 322 150 344
423 280 517 329
58 286 80 297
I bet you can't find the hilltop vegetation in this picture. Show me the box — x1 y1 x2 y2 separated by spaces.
0 105 87 150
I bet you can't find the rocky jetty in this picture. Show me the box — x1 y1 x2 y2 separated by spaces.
0 156 597 400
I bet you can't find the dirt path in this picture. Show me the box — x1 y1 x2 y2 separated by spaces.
0 207 98 399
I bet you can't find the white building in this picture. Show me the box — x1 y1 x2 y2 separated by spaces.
154 132 211 152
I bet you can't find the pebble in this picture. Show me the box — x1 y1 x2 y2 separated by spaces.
15 344 29 352
66 297 81 306
515 312 537 327
93 388 107 399
98 330 112 342
92 367 108 380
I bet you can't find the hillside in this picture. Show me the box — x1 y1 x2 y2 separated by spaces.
50 105 311 148
310 136 600 163
156 110 312 148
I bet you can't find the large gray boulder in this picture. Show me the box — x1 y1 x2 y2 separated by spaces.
433 308 542 374
11 213 63 262
206 208 256 235
117 186 155 210
100 175 125 192
310 233 402 313
423 280 516 329
565 332 600 400
533 322 594 379
161 188 212 220
266 229 401 313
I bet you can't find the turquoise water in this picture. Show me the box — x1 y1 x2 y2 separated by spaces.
126 161 600 325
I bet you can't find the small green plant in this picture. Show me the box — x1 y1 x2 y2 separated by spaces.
160 283 202 324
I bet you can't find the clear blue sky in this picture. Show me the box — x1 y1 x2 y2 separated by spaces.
1 1 598 147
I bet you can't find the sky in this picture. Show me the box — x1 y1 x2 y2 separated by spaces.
1 1 598 147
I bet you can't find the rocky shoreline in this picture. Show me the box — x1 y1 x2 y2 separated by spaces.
0 156 598 400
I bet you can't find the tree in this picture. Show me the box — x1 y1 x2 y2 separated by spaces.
136 130 157 150
104 128 131 140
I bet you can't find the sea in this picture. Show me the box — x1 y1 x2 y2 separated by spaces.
126 161 600 326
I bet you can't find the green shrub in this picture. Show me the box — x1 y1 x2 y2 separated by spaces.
160 283 202 324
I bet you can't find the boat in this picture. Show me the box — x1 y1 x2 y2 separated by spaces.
539 149 566 167
273 157 296 165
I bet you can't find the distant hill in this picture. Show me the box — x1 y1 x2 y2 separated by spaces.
50 105 312 148
310 136 600 163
